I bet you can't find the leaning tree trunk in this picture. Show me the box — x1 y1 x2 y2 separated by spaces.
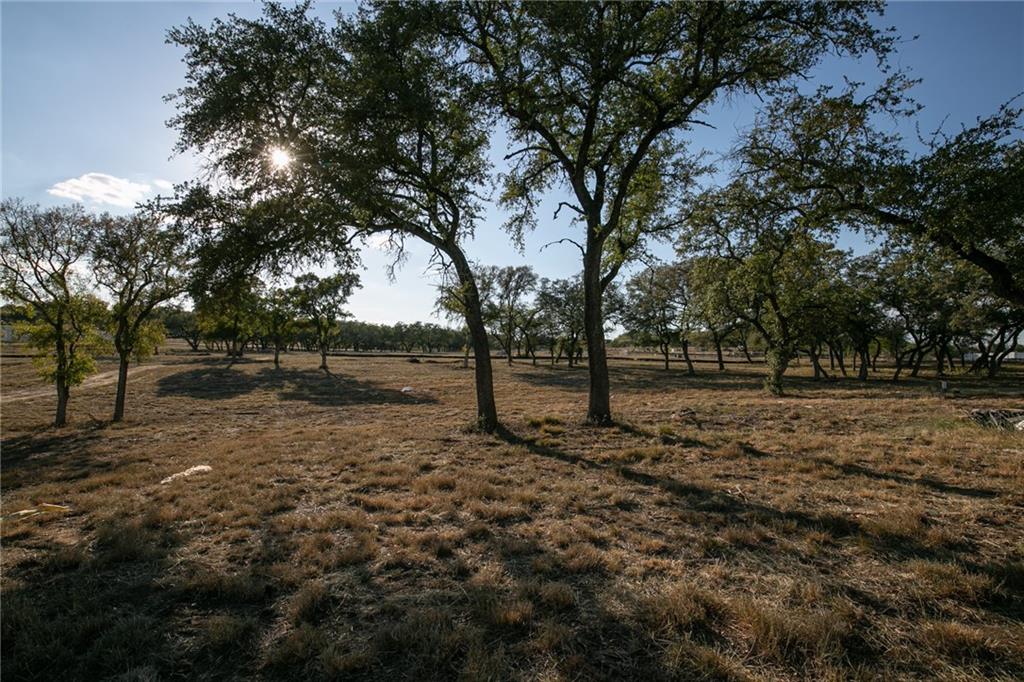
582 241 612 425
451 249 498 432
893 350 909 382
740 334 754 363
112 353 130 422
910 347 928 377
810 345 829 380
681 339 695 376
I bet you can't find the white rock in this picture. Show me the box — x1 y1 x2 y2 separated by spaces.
1016 419 1024 432
160 465 212 485
401 386 414 393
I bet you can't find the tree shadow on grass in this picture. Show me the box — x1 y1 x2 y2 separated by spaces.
155 364 437 408
516 363 777 394
517 362 1024 401
732 443 1000 500
1 518 183 681
0 424 114 492
494 425 953 561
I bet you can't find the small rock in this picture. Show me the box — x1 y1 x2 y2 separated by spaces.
1016 419 1024 432
160 465 212 485
401 386 414 393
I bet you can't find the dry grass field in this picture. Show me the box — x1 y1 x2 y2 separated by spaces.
2 347 1023 681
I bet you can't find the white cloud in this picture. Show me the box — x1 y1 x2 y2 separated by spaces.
47 172 152 208
153 179 174 191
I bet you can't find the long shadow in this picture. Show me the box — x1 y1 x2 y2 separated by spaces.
0 424 116 493
155 364 436 408
516 363 793 394
1 518 182 681
733 442 1001 500
494 425 947 559
516 362 1024 400
829 459 1000 499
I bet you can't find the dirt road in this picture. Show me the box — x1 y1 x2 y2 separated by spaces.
1 364 162 403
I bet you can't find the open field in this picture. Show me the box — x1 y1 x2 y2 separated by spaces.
2 350 1023 681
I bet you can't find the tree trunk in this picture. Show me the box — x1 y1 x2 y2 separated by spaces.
764 347 790 396
872 340 882 371
54 382 70 427
893 350 908 382
681 340 695 376
274 346 281 369
740 333 753 363
910 347 927 377
583 240 612 425
713 332 725 371
834 343 848 377
319 346 329 371
810 345 829 380
452 249 498 432
112 354 130 422
935 342 946 377
857 348 869 382
662 343 670 371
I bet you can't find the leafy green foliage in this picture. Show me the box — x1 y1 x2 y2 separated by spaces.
16 297 110 388
454 0 893 419
92 211 185 360
738 81 1024 306
289 272 361 367
1 200 104 424
620 264 693 370
683 178 848 393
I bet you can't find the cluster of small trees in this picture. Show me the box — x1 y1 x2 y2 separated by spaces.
1 201 184 425
163 300 470 361
617 245 1022 394
437 266 602 368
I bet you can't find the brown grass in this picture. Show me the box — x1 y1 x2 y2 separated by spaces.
2 347 1022 680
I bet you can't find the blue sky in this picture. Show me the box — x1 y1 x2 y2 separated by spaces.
3 1 1022 324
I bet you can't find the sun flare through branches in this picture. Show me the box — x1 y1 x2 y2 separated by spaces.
268 146 292 171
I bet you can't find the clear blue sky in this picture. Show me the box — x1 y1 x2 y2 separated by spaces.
3 1 1022 324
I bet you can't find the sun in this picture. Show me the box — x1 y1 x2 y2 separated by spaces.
269 147 292 170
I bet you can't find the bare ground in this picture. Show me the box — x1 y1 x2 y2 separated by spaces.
1 349 1022 681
